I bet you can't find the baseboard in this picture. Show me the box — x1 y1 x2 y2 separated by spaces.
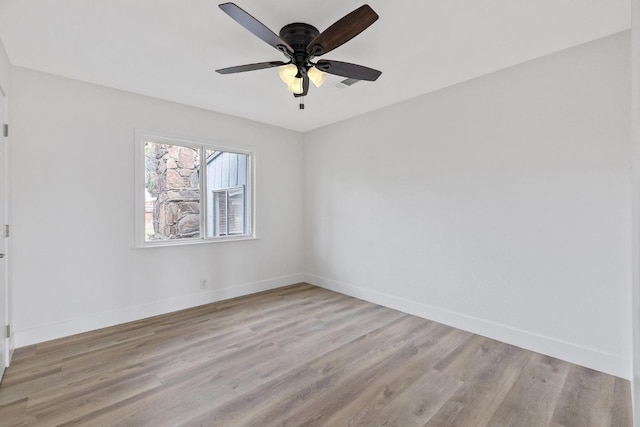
14 272 631 379
305 273 631 380
14 273 305 348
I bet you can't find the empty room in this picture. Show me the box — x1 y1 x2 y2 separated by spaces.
0 0 639 426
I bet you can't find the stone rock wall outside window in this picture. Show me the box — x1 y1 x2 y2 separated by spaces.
145 142 201 241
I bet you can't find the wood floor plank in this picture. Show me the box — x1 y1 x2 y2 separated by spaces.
551 365 617 427
361 368 462 427
81 297 405 426
426 340 532 427
0 284 631 427
175 363 322 426
323 329 471 427
27 373 163 425
486 353 571 427
1 287 352 408
178 315 421 426
611 377 633 427
306 315 435 375
0 397 36 426
251 326 454 427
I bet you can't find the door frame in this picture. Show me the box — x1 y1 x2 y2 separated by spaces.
0 91 7 380
2 94 9 367
632 0 640 424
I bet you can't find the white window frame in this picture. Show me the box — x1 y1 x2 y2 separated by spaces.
134 130 255 248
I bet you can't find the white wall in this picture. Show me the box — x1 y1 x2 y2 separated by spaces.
10 67 305 346
304 32 632 378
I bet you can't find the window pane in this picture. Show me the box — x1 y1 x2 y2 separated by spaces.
212 190 227 237
227 187 245 235
205 150 248 238
144 141 201 241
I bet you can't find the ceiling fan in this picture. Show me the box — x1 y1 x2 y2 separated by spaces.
215 3 382 107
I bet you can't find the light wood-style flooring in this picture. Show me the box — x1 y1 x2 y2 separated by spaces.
0 283 632 426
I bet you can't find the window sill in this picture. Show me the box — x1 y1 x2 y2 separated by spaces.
135 234 258 249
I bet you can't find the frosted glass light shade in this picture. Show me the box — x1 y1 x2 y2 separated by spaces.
278 64 298 85
288 77 304 94
308 66 327 87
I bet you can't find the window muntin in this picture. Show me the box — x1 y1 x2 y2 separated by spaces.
137 133 253 247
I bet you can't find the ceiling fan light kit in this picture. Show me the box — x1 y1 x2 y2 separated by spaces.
278 62 324 92
288 77 304 95
216 2 382 108
307 66 327 88
278 63 297 84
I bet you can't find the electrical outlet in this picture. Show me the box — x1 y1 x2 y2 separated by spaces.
200 279 208 289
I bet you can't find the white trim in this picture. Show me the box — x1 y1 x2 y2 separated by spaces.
305 273 631 379
133 235 259 249
2 93 12 366
632 0 640 422
0 94 6 374
14 274 305 348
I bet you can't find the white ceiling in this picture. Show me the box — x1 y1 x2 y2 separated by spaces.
0 0 630 132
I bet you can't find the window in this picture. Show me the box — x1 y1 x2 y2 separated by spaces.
211 187 245 236
135 131 253 247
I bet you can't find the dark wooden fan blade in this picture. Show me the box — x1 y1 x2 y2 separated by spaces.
315 60 381 81
216 61 287 74
294 75 310 97
219 3 293 54
307 5 378 57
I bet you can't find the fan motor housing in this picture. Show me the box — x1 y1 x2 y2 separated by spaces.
279 23 319 49
279 23 319 75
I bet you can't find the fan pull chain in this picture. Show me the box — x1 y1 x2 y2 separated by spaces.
299 97 305 110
